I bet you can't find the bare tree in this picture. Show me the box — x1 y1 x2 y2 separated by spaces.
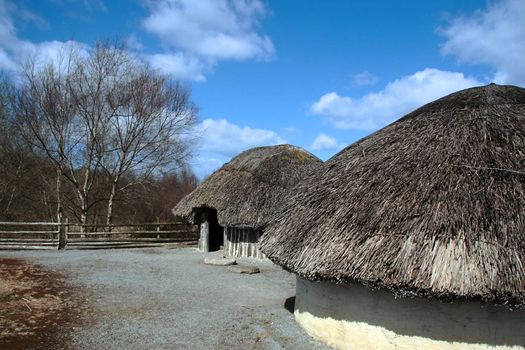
0 75 18 218
13 42 197 227
0 75 58 221
109 168 198 223
102 71 197 225
14 46 99 228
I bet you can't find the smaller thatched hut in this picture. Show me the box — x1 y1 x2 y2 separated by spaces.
173 144 321 258
260 84 525 349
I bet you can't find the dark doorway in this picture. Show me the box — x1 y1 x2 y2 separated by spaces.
207 208 223 251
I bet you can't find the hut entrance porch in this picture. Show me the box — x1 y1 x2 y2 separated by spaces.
197 208 224 253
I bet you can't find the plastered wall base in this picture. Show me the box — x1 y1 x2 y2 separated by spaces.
294 277 525 350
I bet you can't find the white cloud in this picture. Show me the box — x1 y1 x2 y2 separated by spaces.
16 7 48 30
310 133 347 151
0 0 17 51
197 118 285 157
189 155 226 179
440 0 525 85
283 126 298 134
125 34 144 51
0 48 17 71
141 0 274 80
351 71 379 86
190 117 286 178
311 68 482 130
28 40 89 66
0 1 89 73
146 53 207 82
142 0 273 61
1 0 273 82
81 0 107 13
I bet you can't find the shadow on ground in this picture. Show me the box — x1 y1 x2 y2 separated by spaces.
284 296 295 314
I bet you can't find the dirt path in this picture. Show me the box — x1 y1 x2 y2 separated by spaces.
0 258 84 349
0 248 329 350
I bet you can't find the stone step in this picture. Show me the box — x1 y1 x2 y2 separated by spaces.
203 257 237 266
228 265 260 274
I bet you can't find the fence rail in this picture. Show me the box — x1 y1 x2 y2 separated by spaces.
0 221 198 250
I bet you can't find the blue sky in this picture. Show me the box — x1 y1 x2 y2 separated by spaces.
1 0 524 178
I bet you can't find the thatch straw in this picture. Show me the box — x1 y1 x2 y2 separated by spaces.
260 84 525 308
173 144 322 227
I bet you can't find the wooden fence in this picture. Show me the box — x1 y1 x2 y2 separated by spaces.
0 221 198 250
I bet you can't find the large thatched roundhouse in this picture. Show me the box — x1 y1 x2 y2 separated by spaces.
173 144 321 258
260 84 525 349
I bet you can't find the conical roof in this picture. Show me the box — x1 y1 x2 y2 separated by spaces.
260 84 525 307
173 144 322 227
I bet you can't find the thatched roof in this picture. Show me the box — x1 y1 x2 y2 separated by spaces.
260 84 525 308
173 144 321 228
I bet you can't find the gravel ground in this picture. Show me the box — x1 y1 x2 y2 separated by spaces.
0 247 330 350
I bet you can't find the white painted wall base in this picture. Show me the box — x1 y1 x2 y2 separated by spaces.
294 277 525 350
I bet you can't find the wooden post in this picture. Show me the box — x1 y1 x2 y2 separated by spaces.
156 218 160 239
198 211 209 252
223 226 227 256
58 218 68 250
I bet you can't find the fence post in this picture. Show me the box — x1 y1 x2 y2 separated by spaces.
58 218 68 250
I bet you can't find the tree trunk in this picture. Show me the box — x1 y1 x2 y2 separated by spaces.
56 167 62 223
80 166 91 233
80 194 88 234
4 163 22 215
106 180 118 227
